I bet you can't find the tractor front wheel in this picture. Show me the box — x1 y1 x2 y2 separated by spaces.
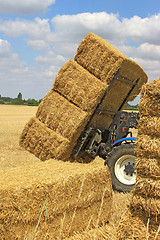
105 144 136 192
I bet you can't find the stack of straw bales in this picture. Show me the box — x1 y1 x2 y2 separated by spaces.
0 157 113 240
117 79 160 239
20 33 147 161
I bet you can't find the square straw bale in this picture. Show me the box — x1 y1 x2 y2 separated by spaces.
19 117 72 161
88 78 132 129
53 59 107 113
136 157 160 179
117 208 160 240
131 194 160 218
36 89 90 142
0 157 112 239
139 96 160 117
141 78 160 98
139 79 160 117
136 134 160 158
138 116 160 136
74 33 148 101
133 176 160 198
66 224 115 240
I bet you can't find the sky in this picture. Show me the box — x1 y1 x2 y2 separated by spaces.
0 0 160 104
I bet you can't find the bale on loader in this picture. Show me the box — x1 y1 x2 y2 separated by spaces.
53 59 107 113
36 90 90 142
74 33 148 101
19 117 72 161
0 157 113 240
20 33 148 162
117 79 160 240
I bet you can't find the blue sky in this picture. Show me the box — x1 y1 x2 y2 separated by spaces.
0 0 160 104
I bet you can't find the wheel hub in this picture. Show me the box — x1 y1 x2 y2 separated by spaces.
124 162 135 175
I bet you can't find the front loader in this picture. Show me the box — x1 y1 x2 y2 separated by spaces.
71 71 140 192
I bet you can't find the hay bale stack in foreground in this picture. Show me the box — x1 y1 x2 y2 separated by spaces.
0 157 113 240
117 79 160 240
20 33 147 161
74 33 148 101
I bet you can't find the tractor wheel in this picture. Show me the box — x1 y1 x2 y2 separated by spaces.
105 143 136 192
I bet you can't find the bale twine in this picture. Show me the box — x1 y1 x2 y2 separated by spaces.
0 157 113 240
117 79 160 240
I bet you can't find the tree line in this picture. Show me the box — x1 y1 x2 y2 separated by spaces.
0 93 41 106
0 92 138 109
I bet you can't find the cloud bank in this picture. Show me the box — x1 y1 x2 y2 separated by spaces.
0 0 55 15
0 12 160 101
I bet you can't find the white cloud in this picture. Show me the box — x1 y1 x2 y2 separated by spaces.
123 14 160 45
27 39 50 52
0 18 51 38
0 39 11 57
0 0 55 15
51 12 124 45
0 12 160 101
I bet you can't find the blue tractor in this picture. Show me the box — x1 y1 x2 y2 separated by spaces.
71 71 139 192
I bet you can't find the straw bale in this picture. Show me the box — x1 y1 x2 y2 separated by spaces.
133 176 160 198
141 78 160 99
0 157 113 239
136 134 160 158
66 224 116 240
89 113 114 129
136 157 160 179
138 116 160 136
139 96 160 117
74 33 148 101
52 60 107 113
131 194 160 218
89 78 132 129
19 117 72 161
139 79 160 117
36 90 90 143
118 79 160 240
117 208 160 240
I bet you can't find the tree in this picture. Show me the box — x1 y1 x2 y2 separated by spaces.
17 92 22 102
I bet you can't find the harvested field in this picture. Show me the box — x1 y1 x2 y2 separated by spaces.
74 33 148 101
0 105 39 169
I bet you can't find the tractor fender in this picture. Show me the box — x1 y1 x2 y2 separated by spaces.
112 137 136 146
